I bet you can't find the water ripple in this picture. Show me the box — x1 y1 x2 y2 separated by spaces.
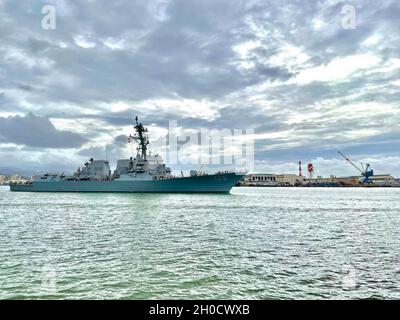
1 186 400 299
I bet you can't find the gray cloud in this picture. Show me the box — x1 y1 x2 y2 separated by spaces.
0 113 88 148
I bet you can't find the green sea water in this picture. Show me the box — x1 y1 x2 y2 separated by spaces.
1 186 400 299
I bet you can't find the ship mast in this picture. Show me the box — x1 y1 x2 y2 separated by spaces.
129 116 149 160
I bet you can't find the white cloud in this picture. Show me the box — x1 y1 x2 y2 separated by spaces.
362 33 381 47
102 37 125 50
74 35 96 49
148 0 171 21
232 40 261 70
391 80 400 87
292 54 381 85
312 18 327 31
136 98 221 120
233 40 261 59
3 47 54 69
268 44 311 70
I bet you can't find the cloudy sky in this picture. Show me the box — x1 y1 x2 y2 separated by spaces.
0 0 399 177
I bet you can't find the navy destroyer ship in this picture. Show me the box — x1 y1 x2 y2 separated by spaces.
10 117 245 193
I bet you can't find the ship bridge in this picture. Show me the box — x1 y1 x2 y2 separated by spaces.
75 159 111 180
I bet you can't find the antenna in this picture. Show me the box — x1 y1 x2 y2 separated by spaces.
128 116 149 160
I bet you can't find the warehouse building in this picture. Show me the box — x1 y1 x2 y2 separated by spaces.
241 173 306 186
242 173 277 186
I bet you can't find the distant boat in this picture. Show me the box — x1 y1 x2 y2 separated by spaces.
10 117 245 193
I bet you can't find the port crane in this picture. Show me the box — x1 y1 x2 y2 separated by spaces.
337 151 374 184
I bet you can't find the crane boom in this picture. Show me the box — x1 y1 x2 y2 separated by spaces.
337 151 363 174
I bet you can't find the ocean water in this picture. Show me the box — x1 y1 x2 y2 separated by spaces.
0 185 399 300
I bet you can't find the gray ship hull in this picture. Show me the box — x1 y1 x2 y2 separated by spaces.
9 173 244 193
